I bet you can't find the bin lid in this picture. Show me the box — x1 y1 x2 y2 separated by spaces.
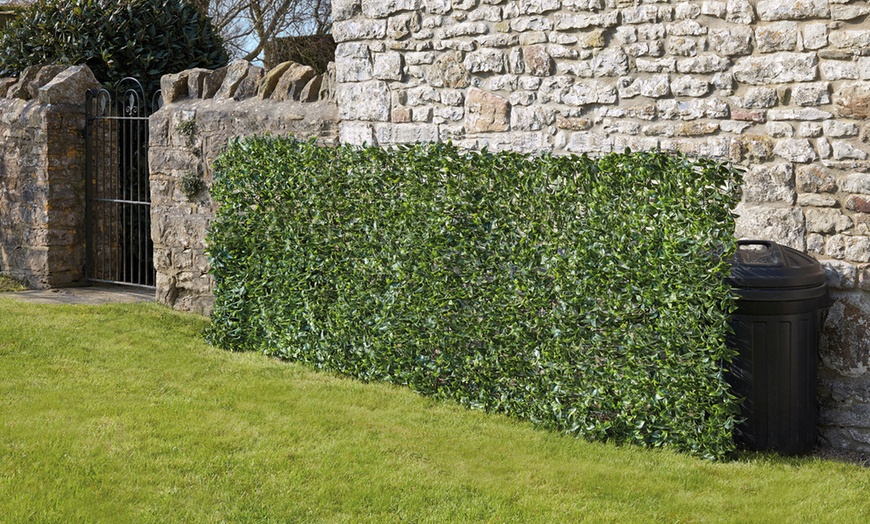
728 240 827 289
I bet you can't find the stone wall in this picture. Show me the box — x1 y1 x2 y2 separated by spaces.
0 65 101 288
331 1 870 451
149 60 339 314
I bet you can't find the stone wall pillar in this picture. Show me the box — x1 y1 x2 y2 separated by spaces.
0 65 101 288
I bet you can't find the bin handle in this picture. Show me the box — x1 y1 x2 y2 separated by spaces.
737 240 774 251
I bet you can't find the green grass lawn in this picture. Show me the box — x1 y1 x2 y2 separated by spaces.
0 297 868 523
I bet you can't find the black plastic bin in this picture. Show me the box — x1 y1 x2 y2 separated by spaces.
726 240 830 455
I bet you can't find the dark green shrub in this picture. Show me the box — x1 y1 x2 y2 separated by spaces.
206 138 743 460
0 0 228 95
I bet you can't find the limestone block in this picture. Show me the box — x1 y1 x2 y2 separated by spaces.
215 59 251 99
591 48 629 77
666 19 706 36
833 142 869 161
338 81 391 122
843 173 870 195
332 0 360 21
339 121 376 146
423 0 451 14
656 98 729 120
821 61 859 81
744 87 777 108
676 54 730 74
0 77 17 97
508 48 525 74
256 62 293 100
807 233 825 254
375 123 439 144
821 261 859 291
798 122 823 138
554 12 617 30
333 19 387 43
829 30 870 50
757 0 828 20
734 205 806 251
373 52 404 81
832 4 870 21
676 2 701 19
819 294 870 372
773 138 817 162
299 76 324 102
24 65 68 100
834 83 870 119
202 67 227 98
846 237 870 263
361 0 419 18
443 22 488 37
725 0 755 24
802 23 828 50
828 235 847 259
465 88 510 133
7 65 39 99
622 5 659 24
523 45 554 76
668 37 698 57
847 195 870 213
511 105 553 131
806 208 853 234
709 26 753 56
766 108 832 121
426 53 470 88
184 68 212 99
671 75 709 97
464 49 506 74
701 1 727 17
798 194 837 207
755 21 798 53
733 53 818 84
232 66 264 101
562 81 617 105
406 85 440 105
37 65 101 105
742 163 796 204
640 74 671 98
791 82 830 107
518 0 560 14
636 57 677 73
765 121 793 138
272 64 317 102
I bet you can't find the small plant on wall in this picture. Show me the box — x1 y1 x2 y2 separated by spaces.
179 171 204 201
176 119 198 147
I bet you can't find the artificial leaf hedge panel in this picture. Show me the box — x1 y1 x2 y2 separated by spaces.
206 138 743 460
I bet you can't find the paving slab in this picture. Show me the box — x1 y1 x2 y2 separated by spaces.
0 285 155 305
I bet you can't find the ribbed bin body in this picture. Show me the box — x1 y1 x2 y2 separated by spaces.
727 241 829 456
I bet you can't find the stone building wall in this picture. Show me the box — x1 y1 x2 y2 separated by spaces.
0 65 101 288
149 60 339 314
330 0 870 451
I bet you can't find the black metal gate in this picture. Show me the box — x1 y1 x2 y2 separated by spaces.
85 79 160 288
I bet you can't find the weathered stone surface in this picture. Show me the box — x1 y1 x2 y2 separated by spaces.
676 54 730 73
671 75 709 97
847 237 870 263
38 65 101 105
523 45 554 76
427 53 470 88
273 64 317 102
806 208 854 234
25 65 68 100
257 62 294 99
338 81 391 121
7 66 40 99
591 48 630 77
709 26 753 56
361 0 419 18
373 51 404 81
744 87 777 108
766 121 793 138
825 120 860 138
842 173 870 194
773 138 817 162
834 83 870 119
465 88 510 133
185 68 212 99
797 165 838 193
828 234 847 259
202 67 227 98
821 61 858 81
333 19 387 43
833 142 869 161
798 193 837 207
821 294 870 374
766 108 832 121
464 49 506 73
733 53 818 84
734 205 806 251
829 30 870 51
831 5 870 21
803 23 829 50
232 66 264 101
742 163 796 204
215 59 251 99
757 0 828 20
0 77 17 97
847 195 870 213
726 0 755 24
668 36 698 57
755 22 798 53
299 75 324 102
791 82 830 106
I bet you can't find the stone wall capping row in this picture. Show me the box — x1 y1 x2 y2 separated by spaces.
160 59 336 105
0 64 102 104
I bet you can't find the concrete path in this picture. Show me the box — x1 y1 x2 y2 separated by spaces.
0 285 155 305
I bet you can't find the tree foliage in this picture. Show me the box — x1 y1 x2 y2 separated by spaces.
0 0 229 94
